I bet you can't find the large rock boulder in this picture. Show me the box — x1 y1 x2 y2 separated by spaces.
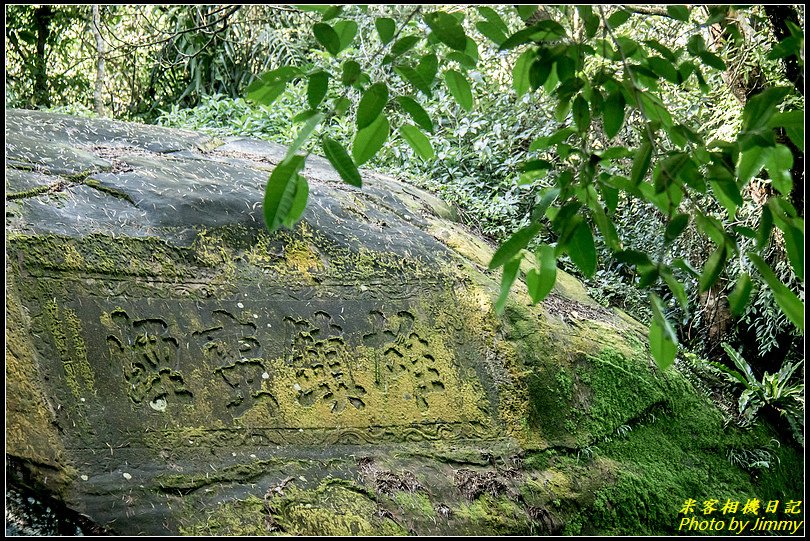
6 109 802 535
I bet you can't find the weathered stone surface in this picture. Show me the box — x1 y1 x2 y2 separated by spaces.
6 109 802 535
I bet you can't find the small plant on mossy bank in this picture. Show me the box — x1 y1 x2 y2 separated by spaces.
708 343 804 445
726 445 780 472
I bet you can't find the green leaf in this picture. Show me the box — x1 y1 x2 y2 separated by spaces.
650 318 677 370
495 258 521 314
526 244 557 303
307 71 329 109
529 58 552 90
530 127 575 151
283 174 309 229
246 68 300 105
444 69 474 112
568 221 597 277
334 97 351 115
285 112 323 160
572 95 591 133
687 34 707 55
736 145 769 186
264 155 307 232
768 110 804 148
699 245 727 293
476 21 507 45
637 91 673 128
649 293 678 370
313 23 341 55
477 6 509 33
530 187 560 221
710 179 743 219
416 53 439 87
252 66 302 86
424 10 468 51
352 114 390 165
292 109 319 123
513 49 536 97
648 56 680 84
246 81 286 106
728 273 753 317
662 271 688 310
699 51 726 71
488 223 542 270
375 17 395 44
764 144 794 196
320 5 344 21
356 82 389 130
780 224 804 279
757 205 774 249
665 213 689 244
666 5 690 21
672 258 699 278
607 9 631 29
615 249 653 267
603 91 626 139
516 5 538 20
447 51 478 69
400 124 434 160
631 141 653 185
395 96 434 132
341 60 361 86
554 56 575 83
645 40 679 63
499 25 545 50
333 20 358 52
391 35 421 56
741 87 790 133
395 65 433 97
768 35 802 60
322 137 362 187
748 252 804 331
589 199 621 251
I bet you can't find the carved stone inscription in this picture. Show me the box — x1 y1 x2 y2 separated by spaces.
67 296 492 441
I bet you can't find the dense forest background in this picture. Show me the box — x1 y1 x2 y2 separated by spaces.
5 5 804 444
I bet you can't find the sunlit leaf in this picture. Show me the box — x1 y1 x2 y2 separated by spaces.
356 82 389 129
333 20 358 51
699 245 727 293
526 244 557 303
513 49 535 97
352 114 389 165
764 144 794 195
264 155 307 232
569 221 597 277
375 17 396 44
400 124 434 160
748 252 804 331
323 137 362 187
489 222 542 269
285 112 323 160
313 23 341 55
395 96 434 132
283 174 309 229
495 257 521 314
424 10 468 51
728 273 753 316
631 141 653 185
307 71 329 109
444 69 473 111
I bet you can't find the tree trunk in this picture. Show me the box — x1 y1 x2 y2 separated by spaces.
33 5 53 107
92 5 106 116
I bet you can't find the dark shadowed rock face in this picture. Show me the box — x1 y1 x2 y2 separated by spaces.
6 110 802 535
